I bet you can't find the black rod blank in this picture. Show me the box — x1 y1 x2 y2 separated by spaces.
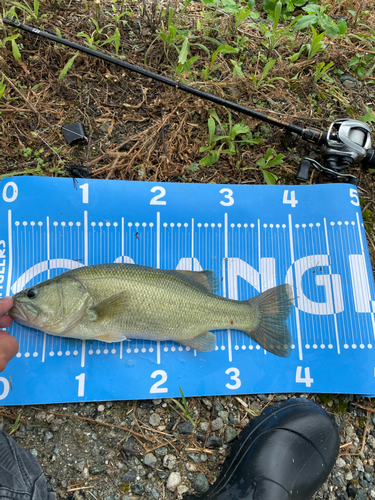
3 17 327 145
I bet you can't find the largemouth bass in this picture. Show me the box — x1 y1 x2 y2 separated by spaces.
9 264 293 357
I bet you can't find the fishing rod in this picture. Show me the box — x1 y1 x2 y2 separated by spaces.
3 16 375 184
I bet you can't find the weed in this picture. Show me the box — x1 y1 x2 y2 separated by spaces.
9 413 21 436
249 59 287 89
105 0 132 29
201 44 238 81
348 53 375 80
360 107 375 124
0 74 6 98
313 61 334 84
263 0 307 20
0 33 22 62
200 108 262 166
228 5 256 35
172 386 195 426
304 25 327 60
11 0 42 22
254 1 295 52
59 52 79 80
294 3 347 37
242 148 285 184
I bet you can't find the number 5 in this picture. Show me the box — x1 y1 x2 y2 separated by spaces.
349 188 359 206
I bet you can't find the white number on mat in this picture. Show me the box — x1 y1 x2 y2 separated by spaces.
349 188 360 206
296 366 314 387
0 377 10 400
75 373 85 397
79 183 89 204
219 188 234 206
150 369 168 393
2 182 18 203
150 186 166 205
225 367 241 389
283 189 298 208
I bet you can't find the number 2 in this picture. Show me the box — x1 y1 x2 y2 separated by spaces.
150 370 168 393
150 186 166 205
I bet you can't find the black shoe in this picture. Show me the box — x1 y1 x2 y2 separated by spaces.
185 398 339 500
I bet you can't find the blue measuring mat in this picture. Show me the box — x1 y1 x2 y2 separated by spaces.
0 177 374 404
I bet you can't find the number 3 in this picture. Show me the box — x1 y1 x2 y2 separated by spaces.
220 188 234 206
225 367 241 389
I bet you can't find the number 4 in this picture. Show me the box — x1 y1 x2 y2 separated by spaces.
296 366 313 387
283 190 298 208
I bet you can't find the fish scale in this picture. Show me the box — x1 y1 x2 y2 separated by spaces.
9 264 293 356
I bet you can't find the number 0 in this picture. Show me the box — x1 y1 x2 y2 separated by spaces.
2 182 18 203
0 377 10 400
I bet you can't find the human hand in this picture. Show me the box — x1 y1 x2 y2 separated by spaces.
0 297 19 372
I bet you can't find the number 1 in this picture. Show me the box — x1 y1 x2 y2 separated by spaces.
75 373 85 397
79 183 89 204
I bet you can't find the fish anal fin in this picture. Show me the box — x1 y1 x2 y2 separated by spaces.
95 332 128 343
174 270 219 293
88 291 129 322
179 331 216 352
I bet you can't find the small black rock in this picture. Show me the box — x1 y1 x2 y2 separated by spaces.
206 436 223 448
166 417 176 431
132 483 144 495
347 483 357 498
89 465 106 476
121 470 136 483
177 420 194 435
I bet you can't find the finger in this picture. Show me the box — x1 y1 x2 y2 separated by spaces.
0 315 13 328
0 297 13 315
0 332 19 372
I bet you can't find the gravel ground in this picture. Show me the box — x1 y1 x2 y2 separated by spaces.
1 393 375 500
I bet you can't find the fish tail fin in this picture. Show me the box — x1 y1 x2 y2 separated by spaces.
244 284 293 358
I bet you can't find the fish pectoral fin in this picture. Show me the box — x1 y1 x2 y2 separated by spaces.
95 332 128 343
88 291 129 322
179 331 216 352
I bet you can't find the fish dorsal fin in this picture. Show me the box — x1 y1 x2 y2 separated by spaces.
179 331 217 352
174 270 219 293
87 291 129 322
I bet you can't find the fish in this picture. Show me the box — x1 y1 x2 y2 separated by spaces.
9 264 293 357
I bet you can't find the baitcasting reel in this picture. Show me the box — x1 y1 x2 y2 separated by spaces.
296 119 375 186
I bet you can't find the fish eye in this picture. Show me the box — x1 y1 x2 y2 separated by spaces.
26 288 38 299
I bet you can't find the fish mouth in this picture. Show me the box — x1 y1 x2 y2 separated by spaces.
9 301 37 325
